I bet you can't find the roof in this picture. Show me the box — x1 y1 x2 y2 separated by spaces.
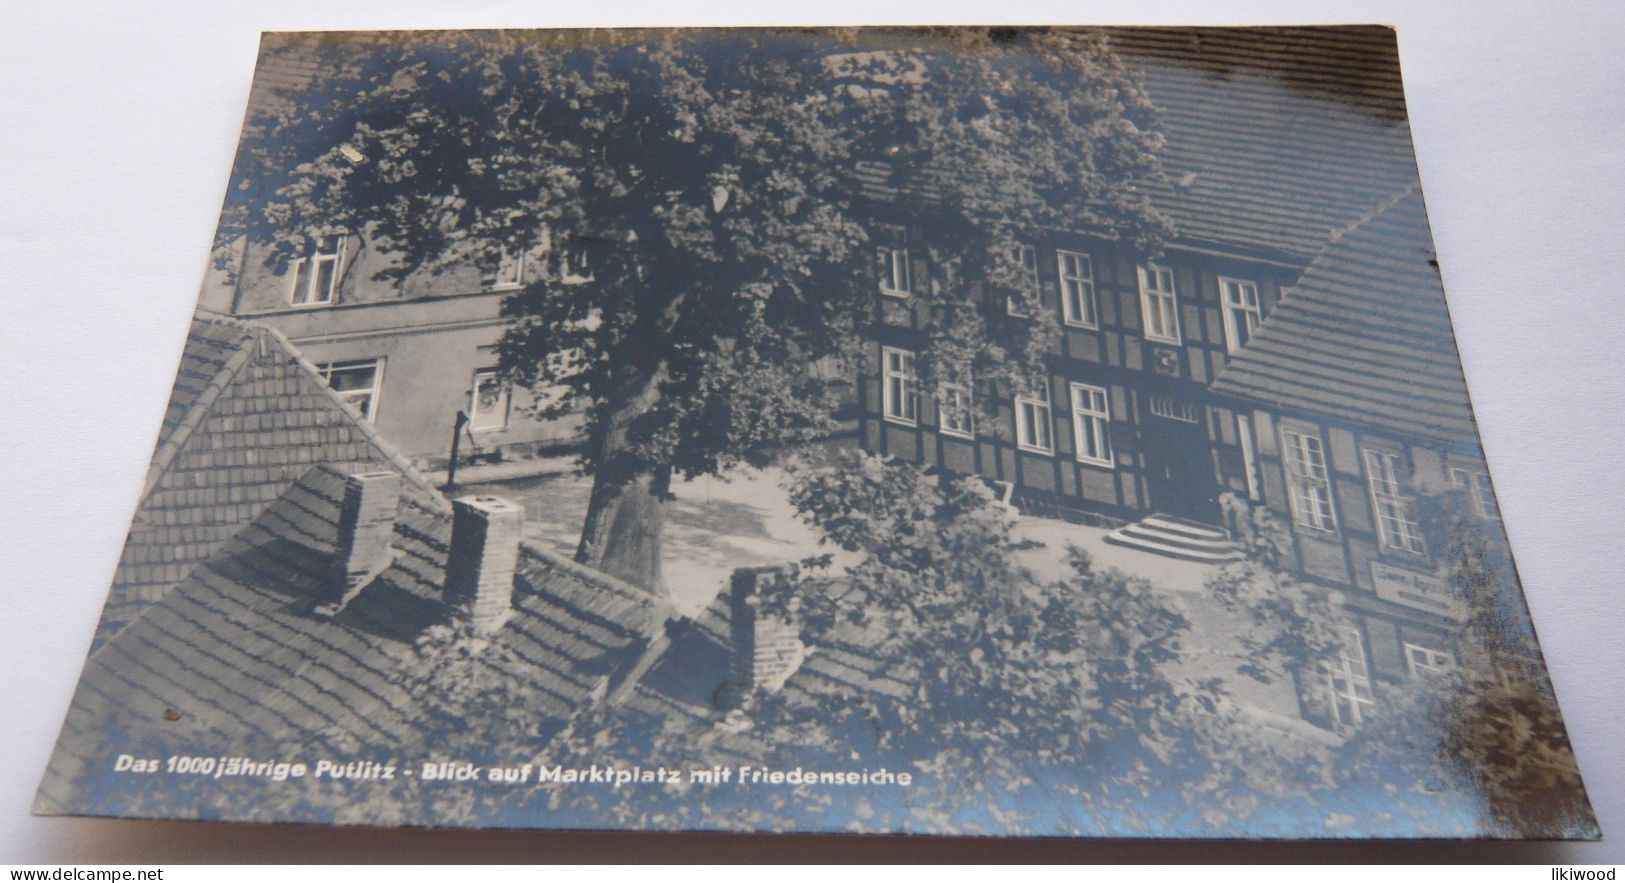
606 580 913 774
843 27 1422 263
1108 26 1421 262
1210 186 1480 445
38 462 671 818
239 27 1420 267
98 313 442 645
242 39 326 127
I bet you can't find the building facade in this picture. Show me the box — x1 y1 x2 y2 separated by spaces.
203 226 584 464
1210 187 1531 729
852 27 1422 524
846 30 1522 730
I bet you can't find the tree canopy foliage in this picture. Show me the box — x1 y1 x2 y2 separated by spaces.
227 27 1172 590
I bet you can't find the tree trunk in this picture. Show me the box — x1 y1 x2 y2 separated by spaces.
574 369 670 596
576 466 669 595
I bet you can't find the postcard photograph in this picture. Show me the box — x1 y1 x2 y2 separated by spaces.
33 25 1598 840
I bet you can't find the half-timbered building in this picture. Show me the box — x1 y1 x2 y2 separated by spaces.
853 27 1422 545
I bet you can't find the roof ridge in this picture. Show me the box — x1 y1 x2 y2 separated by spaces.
1323 179 1420 247
259 323 451 514
138 321 259 504
518 539 675 627
143 315 450 516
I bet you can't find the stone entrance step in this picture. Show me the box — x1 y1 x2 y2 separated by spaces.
1103 513 1244 564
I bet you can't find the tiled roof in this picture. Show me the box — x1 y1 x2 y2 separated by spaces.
1108 26 1422 263
1210 186 1480 445
242 41 326 127
609 582 911 773
39 463 671 816
846 27 1420 264
99 313 442 646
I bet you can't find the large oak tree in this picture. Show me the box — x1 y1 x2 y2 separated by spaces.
227 27 1171 592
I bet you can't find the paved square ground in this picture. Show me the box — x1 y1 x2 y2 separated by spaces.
467 462 1309 728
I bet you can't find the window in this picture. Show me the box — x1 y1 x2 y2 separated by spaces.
315 358 383 424
939 384 973 439
289 235 345 306
879 247 910 297
1365 449 1425 553
1450 467 1501 520
1014 377 1053 454
490 249 526 290
881 347 918 426
1281 429 1336 532
1219 277 1263 354
1069 383 1112 467
1405 643 1455 678
1237 414 1263 501
1325 628 1375 728
469 370 511 432
1056 250 1098 328
558 232 595 284
1148 396 1198 423
1006 244 1039 316
1137 263 1181 344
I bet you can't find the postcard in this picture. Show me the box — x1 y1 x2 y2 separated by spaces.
34 25 1597 839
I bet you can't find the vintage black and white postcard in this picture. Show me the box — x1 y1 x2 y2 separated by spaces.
35 25 1598 839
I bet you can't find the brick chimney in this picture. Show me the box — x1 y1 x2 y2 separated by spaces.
445 495 525 634
324 470 402 610
727 567 807 697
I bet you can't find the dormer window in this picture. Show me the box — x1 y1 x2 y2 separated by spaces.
290 235 345 306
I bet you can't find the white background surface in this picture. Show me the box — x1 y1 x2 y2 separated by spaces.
2 0 1621 864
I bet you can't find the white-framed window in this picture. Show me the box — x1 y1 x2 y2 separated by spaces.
1450 467 1501 521
1219 277 1263 354
1325 627 1375 728
1365 448 1425 554
1014 377 1053 454
289 235 346 306
1405 642 1455 678
1056 250 1098 328
1006 243 1040 316
315 357 383 424
881 347 918 426
490 248 527 290
938 384 974 439
1069 383 1113 467
1137 263 1181 344
1281 429 1337 532
469 370 511 432
879 247 910 297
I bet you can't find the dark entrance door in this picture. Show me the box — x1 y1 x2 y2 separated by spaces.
1142 405 1219 523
